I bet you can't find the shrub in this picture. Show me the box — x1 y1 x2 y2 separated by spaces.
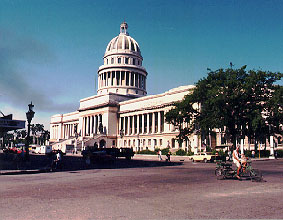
154 148 160 153
256 150 270 158
245 150 252 157
244 150 270 158
161 148 170 155
137 149 156 155
187 150 194 156
218 150 227 157
275 150 283 158
175 149 187 156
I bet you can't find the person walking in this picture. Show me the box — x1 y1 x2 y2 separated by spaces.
252 150 255 158
166 151 171 162
158 150 162 161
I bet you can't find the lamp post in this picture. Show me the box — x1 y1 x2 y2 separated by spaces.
25 102 35 160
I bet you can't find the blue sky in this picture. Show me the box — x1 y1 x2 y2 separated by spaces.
1 0 283 130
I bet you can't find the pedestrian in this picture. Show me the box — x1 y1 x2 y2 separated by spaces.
228 150 232 161
158 150 162 161
166 151 171 162
252 150 255 158
56 150 62 169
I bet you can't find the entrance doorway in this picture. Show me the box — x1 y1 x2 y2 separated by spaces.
99 139 106 148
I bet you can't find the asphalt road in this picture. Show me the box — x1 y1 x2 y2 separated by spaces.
0 157 282 220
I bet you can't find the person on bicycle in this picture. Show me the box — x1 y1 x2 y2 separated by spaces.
233 145 241 179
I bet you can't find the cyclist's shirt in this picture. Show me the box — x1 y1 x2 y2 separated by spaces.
233 150 241 167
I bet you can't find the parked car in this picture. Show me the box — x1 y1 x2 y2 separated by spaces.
189 152 216 163
32 145 52 154
82 147 134 162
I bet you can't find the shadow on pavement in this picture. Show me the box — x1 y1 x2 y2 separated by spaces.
0 153 183 175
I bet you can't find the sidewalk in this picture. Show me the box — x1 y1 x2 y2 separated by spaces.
0 153 51 175
133 154 189 162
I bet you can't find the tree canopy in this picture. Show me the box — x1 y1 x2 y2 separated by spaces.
165 65 283 148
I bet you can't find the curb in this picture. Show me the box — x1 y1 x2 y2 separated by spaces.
0 168 49 175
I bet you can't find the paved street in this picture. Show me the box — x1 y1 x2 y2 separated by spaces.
0 156 282 219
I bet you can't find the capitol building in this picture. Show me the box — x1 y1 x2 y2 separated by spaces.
50 22 200 153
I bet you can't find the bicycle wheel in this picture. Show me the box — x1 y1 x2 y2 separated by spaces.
215 168 224 180
249 169 262 182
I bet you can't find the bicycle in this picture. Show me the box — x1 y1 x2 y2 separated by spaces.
215 160 263 182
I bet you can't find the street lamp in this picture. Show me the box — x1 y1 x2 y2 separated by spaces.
25 102 35 160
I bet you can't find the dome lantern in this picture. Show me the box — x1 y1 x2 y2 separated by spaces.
120 22 128 35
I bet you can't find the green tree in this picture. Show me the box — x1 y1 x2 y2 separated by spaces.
165 65 282 149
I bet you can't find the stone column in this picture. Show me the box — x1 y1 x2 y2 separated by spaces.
149 113 151 134
137 115 140 134
142 114 145 134
158 111 161 133
95 115 98 134
66 124 68 139
87 116 90 136
111 71 114 86
90 116 93 135
119 117 122 134
132 116 135 135
152 112 156 133
129 72 132 87
123 117 126 135
84 117 87 136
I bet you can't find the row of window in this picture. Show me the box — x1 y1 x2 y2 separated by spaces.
104 56 142 66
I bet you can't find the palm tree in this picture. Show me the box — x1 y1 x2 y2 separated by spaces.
42 130 50 145
31 124 45 144
20 130 27 139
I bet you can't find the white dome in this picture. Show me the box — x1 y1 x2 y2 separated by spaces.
104 22 141 57
98 22 147 97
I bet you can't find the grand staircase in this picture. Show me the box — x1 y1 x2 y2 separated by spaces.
51 134 107 153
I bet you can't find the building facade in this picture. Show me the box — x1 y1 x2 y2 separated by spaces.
50 22 201 153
